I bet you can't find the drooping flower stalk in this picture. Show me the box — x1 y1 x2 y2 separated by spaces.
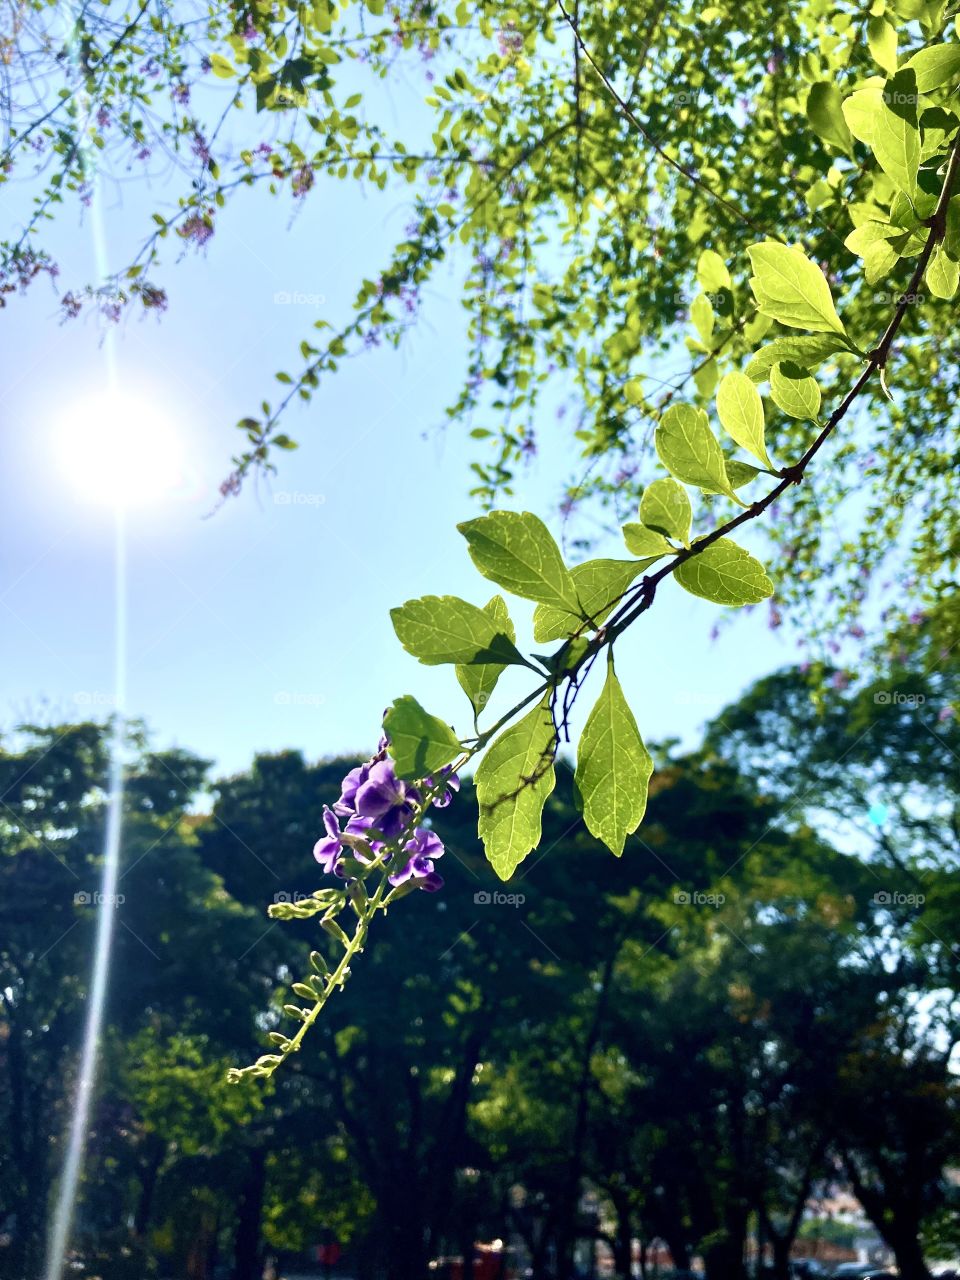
228 747 459 1083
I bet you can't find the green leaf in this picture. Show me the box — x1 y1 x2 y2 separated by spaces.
807 82 854 151
868 17 899 77
384 696 461 779
842 74 920 198
844 221 905 284
639 477 692 544
456 595 516 720
476 696 557 879
748 241 847 335
716 371 772 468
210 53 236 79
536 635 591 676
674 537 774 606
744 335 848 382
458 511 580 612
926 244 959 298
699 460 761 496
770 361 821 420
696 249 732 292
390 594 525 667
903 42 960 92
693 357 720 398
622 523 673 557
920 106 960 160
946 196 960 258
655 404 737 500
690 292 715 344
574 656 653 857
532 558 657 643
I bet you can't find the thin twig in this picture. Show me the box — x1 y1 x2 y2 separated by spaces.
556 0 774 238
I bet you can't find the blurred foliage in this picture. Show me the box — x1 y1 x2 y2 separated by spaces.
2 670 959 1278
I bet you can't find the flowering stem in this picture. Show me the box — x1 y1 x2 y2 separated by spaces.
289 879 386 1047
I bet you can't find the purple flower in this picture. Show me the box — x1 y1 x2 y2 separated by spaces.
191 131 212 166
426 766 460 809
389 826 445 891
181 214 213 246
312 752 455 894
333 762 372 817
313 806 344 873
313 806 383 874
292 165 314 198
353 760 421 837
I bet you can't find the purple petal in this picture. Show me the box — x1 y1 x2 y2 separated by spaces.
345 813 380 842
313 836 342 873
388 853 426 887
404 827 444 859
354 761 403 819
322 805 340 841
354 780 394 820
429 769 460 808
333 764 369 816
388 850 442 887
344 813 384 863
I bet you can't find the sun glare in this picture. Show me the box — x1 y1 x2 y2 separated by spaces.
58 388 186 506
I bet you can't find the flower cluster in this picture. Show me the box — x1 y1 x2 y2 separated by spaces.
292 165 314 198
313 752 458 893
0 246 59 308
180 212 214 247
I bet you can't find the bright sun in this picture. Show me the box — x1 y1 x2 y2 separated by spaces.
58 388 186 506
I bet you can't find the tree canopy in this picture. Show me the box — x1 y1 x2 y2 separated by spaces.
2 684 958 1279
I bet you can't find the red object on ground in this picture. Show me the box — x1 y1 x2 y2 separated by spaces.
315 1242 342 1265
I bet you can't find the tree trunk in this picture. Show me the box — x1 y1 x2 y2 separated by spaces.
702 1209 748 1280
383 1221 428 1280
887 1231 931 1280
557 943 623 1278
770 1234 792 1280
134 1135 166 1238
233 1147 267 1280
460 1220 476 1280
663 1231 690 1272
610 1190 633 1280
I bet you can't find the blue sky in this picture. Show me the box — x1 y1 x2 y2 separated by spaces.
0 90 797 781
